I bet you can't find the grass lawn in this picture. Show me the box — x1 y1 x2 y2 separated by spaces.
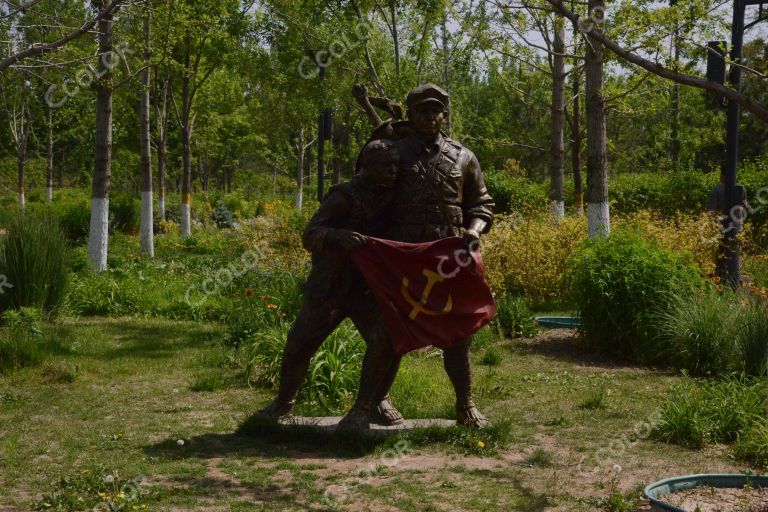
0 318 753 511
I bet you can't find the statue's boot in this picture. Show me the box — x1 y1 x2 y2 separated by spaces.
255 398 295 421
370 394 404 426
456 401 488 429
337 406 371 432
444 337 488 429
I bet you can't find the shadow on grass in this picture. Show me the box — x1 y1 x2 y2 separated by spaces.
511 329 663 372
144 414 516 462
61 320 219 361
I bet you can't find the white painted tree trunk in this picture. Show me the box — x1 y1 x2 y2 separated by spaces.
18 192 25 208
181 202 191 238
295 189 303 210
140 192 154 256
550 200 565 219
157 193 165 222
588 201 611 238
88 197 110 272
46 187 53 203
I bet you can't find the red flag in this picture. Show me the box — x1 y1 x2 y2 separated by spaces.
351 236 497 355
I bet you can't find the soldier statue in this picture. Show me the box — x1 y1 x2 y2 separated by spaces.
341 83 495 429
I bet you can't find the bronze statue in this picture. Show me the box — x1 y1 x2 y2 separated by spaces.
342 83 495 429
259 84 493 431
256 140 404 426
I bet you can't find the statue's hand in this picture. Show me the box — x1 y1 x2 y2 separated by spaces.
462 229 481 252
330 230 368 251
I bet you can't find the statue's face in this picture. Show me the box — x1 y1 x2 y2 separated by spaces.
409 102 446 139
364 158 398 188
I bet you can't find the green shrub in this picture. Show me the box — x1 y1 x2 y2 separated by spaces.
566 230 704 363
484 172 548 215
58 198 91 243
110 195 140 234
66 272 141 316
211 202 236 228
0 211 69 316
493 294 536 339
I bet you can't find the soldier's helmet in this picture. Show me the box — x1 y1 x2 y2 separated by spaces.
406 83 450 110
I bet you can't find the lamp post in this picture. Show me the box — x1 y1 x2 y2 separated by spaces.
719 0 767 286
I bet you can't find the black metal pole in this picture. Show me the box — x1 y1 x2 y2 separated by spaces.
722 0 745 287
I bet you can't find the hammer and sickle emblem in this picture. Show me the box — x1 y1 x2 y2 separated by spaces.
401 269 453 320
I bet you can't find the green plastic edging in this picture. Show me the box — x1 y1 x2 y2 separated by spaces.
534 316 581 328
645 474 768 511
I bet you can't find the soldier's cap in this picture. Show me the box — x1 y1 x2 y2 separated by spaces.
406 83 449 109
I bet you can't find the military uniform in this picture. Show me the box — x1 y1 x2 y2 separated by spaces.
356 84 495 427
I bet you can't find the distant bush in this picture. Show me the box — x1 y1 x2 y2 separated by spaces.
110 195 140 234
211 202 236 229
485 171 548 215
483 215 587 307
566 230 704 363
0 211 69 316
493 294 536 339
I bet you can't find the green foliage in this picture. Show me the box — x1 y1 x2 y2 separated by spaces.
484 171 548 215
211 202 236 228
566 230 704 363
493 294 536 339
0 211 69 316
657 289 768 376
110 195 140 235
0 308 66 374
242 320 365 414
578 388 608 410
652 377 765 451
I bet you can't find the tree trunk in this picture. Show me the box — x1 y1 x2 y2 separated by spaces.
571 24 584 215
391 0 400 76
139 3 154 257
155 77 169 222
180 48 192 238
295 127 304 210
87 11 114 272
670 8 681 172
549 16 566 220
46 108 54 203
17 115 28 208
585 0 610 238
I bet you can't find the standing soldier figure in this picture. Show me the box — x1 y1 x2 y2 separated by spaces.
348 84 495 429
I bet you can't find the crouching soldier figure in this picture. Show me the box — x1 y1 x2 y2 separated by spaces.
256 140 405 428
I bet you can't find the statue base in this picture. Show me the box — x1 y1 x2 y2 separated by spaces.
278 416 455 432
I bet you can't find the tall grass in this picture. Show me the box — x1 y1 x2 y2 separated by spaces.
0 309 67 373
657 289 768 376
242 319 365 414
0 211 68 316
